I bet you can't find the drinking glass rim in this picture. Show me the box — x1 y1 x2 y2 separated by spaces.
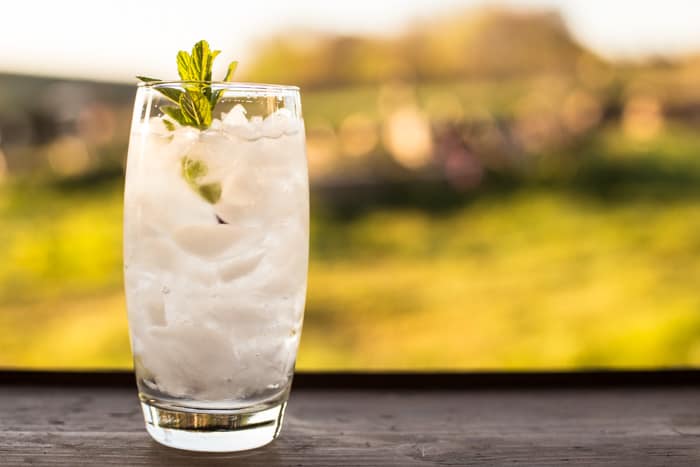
137 80 300 92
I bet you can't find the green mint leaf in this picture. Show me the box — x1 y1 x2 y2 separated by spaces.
179 92 211 129
197 183 222 204
191 40 219 81
211 89 222 107
211 61 238 103
179 94 200 126
136 75 161 82
157 87 184 105
191 41 208 79
181 156 208 182
137 76 184 104
210 62 237 106
162 106 191 126
224 61 238 81
205 50 221 102
181 157 221 204
190 41 220 103
208 50 221 79
162 119 176 132
177 51 195 81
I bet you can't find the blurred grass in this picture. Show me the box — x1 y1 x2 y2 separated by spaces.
2 127 700 370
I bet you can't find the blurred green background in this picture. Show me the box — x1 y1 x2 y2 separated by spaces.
2 5 700 369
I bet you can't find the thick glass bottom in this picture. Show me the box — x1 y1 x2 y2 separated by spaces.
140 399 287 452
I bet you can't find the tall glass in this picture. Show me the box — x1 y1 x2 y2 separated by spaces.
123 82 308 452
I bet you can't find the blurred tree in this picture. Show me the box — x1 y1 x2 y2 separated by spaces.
246 8 603 87
245 32 407 88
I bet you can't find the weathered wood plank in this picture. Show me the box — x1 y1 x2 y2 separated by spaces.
1 386 699 466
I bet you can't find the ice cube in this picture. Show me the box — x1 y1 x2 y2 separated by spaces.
222 104 254 140
132 182 215 235
209 118 223 132
146 116 173 138
124 267 166 336
187 134 236 183
169 125 200 157
138 284 167 327
280 109 301 135
140 323 236 397
214 169 261 223
172 224 247 259
198 296 265 328
222 104 247 126
261 112 286 139
258 223 309 296
264 108 300 137
134 236 179 272
217 250 264 282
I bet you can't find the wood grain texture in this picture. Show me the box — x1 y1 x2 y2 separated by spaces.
1 386 699 466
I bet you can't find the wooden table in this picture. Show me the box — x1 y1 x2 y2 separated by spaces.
1 372 699 466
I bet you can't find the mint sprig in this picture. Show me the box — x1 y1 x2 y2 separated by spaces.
136 40 237 205
137 40 238 130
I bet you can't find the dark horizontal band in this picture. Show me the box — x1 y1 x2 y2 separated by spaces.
1 369 699 389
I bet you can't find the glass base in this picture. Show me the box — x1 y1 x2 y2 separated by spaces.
140 400 287 452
